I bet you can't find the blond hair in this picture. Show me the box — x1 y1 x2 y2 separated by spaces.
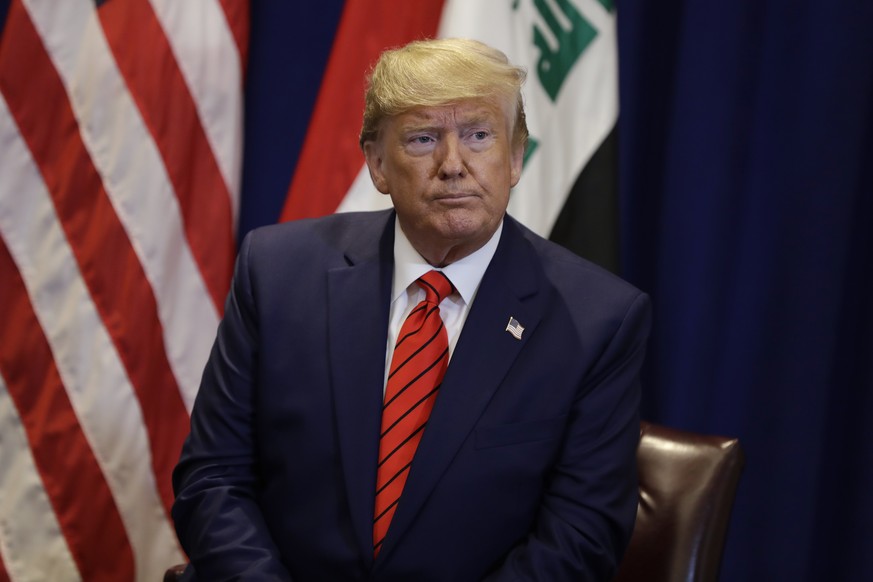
360 38 528 149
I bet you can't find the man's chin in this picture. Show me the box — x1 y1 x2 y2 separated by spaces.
433 213 499 247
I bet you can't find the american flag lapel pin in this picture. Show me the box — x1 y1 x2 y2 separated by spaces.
505 316 524 340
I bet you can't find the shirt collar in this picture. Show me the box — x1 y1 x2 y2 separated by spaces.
391 217 503 305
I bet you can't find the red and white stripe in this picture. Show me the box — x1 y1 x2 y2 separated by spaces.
0 0 246 579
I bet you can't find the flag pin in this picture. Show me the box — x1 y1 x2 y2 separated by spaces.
505 316 524 340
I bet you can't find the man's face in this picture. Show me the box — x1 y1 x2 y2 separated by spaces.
364 99 524 265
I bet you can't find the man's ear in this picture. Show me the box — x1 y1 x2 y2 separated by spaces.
363 141 390 194
509 141 524 187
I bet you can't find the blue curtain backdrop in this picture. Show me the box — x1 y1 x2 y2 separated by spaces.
244 1 873 580
617 1 873 580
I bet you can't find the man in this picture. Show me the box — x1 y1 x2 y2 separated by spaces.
172 38 651 581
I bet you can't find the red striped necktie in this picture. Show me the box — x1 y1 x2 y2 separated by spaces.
373 270 454 556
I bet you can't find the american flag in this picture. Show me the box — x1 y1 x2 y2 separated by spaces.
505 317 525 340
0 0 246 579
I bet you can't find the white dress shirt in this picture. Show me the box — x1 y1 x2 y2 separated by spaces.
384 217 503 388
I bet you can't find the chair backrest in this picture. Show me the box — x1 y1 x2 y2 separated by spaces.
613 421 745 582
163 564 185 581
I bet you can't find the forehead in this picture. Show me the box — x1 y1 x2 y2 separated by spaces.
392 99 512 130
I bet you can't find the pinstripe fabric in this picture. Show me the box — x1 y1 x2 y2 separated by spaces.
373 270 454 555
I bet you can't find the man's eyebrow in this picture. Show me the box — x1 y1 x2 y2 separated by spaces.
400 121 440 133
402 116 494 132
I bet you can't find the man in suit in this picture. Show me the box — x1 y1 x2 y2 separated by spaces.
172 38 651 581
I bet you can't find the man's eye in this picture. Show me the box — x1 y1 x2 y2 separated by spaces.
412 135 434 144
473 131 489 140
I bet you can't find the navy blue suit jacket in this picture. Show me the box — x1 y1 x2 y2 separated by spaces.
172 210 651 581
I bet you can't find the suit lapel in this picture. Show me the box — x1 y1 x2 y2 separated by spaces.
327 211 395 563
376 217 550 559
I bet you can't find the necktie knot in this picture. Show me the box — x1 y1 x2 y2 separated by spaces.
417 270 454 306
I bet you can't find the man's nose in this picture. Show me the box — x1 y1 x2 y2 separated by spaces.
436 135 466 179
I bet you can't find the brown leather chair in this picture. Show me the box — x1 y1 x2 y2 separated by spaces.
163 564 185 582
165 422 744 581
613 421 745 582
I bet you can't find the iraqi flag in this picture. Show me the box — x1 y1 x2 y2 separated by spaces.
281 0 619 271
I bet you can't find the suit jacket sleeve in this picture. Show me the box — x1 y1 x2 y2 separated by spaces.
484 289 651 582
171 232 293 581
